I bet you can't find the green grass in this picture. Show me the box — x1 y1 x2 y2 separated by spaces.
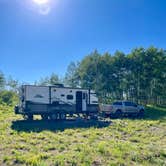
0 105 166 166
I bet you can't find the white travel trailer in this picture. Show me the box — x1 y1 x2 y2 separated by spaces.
15 84 99 120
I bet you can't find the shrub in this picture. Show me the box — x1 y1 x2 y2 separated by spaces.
0 90 18 105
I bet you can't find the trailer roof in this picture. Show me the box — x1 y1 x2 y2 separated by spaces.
22 85 91 91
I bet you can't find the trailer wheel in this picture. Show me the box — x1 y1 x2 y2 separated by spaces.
60 113 66 120
89 114 98 120
41 115 49 120
23 114 33 121
49 114 58 120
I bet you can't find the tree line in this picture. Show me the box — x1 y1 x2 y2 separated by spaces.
0 46 166 106
65 47 166 106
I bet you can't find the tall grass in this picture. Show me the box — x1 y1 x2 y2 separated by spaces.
0 105 165 165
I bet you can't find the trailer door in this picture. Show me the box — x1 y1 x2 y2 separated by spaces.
76 91 82 112
82 92 87 111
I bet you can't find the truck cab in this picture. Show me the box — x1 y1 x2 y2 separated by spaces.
100 101 145 118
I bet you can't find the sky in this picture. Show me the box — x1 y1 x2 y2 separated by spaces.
1 0 166 83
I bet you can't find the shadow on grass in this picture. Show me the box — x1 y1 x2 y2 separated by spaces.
11 106 166 132
143 106 166 121
11 119 111 133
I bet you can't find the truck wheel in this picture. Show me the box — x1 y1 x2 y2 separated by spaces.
115 110 122 118
138 109 144 118
23 114 33 121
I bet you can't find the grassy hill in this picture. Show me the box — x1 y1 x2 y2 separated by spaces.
0 105 165 166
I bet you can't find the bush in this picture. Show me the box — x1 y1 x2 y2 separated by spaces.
0 90 18 105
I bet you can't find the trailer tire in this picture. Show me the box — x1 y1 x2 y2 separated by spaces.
41 114 49 120
49 114 58 120
90 114 98 120
59 113 66 120
23 114 33 121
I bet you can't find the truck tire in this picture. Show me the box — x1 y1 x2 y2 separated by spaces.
115 110 122 118
138 109 144 118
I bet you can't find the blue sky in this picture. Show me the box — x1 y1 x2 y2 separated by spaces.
1 0 166 83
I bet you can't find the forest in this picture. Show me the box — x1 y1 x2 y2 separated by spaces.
0 46 166 106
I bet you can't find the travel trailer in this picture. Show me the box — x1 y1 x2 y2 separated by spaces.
15 84 99 120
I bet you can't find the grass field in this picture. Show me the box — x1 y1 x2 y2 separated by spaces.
0 105 166 166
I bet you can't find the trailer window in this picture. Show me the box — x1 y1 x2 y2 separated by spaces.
113 102 122 105
92 101 98 104
67 95 73 100
83 93 86 99
91 93 97 97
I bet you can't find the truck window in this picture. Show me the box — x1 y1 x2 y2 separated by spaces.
113 102 122 105
124 102 135 106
